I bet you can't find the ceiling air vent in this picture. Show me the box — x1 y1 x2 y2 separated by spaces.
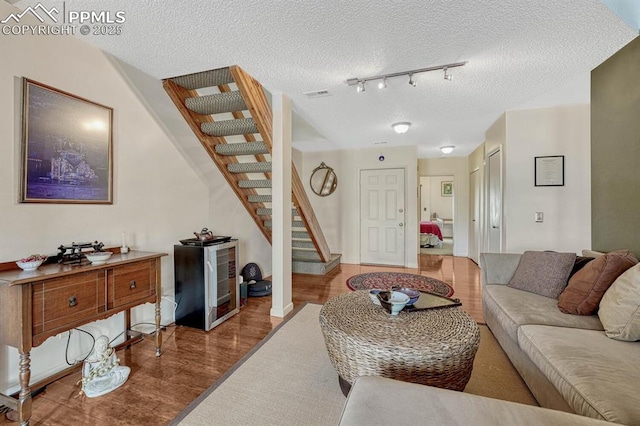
304 90 331 99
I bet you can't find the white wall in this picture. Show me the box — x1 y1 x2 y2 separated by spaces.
420 176 454 221
419 157 470 257
0 1 261 393
503 105 591 253
299 146 419 268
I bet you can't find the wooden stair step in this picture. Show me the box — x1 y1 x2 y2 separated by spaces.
185 91 246 115
247 194 271 203
228 162 272 174
170 67 234 90
202 118 258 137
215 141 268 156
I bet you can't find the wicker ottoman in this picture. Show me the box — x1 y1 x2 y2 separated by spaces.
319 291 480 395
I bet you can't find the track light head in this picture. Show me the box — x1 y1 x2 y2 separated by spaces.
378 77 387 90
443 67 452 81
356 81 365 93
408 74 416 87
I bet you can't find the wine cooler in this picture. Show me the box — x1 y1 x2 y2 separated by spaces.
174 239 239 331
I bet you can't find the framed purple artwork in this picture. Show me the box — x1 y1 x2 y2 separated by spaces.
20 78 113 204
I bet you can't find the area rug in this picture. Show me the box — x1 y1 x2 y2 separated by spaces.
346 272 454 297
171 303 536 426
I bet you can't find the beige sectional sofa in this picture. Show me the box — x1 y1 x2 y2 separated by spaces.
339 376 615 425
338 252 639 425
480 252 640 424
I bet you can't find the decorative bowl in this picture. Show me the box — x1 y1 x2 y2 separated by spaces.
369 289 383 305
16 254 47 271
85 251 113 265
376 291 410 316
396 288 420 305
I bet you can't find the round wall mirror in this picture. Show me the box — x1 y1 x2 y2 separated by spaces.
310 162 338 197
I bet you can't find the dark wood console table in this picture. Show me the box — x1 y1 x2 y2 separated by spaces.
0 250 167 425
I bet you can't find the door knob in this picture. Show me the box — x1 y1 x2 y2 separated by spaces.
399 223 404 227
399 208 404 213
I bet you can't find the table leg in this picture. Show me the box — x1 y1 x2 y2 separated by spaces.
18 351 32 425
155 297 162 357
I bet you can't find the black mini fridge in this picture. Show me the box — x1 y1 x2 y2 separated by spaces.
174 240 239 331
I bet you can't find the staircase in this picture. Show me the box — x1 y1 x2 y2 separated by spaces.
163 66 340 275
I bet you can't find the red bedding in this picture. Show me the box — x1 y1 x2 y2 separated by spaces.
420 221 443 240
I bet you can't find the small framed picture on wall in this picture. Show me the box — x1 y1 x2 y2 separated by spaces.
535 155 564 187
441 181 453 197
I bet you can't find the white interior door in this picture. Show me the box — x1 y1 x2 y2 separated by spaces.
469 169 480 263
360 168 405 266
487 150 502 253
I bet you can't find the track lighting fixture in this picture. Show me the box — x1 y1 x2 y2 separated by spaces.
392 122 412 134
346 61 466 93
440 146 455 154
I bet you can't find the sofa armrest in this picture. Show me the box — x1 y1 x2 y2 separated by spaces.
479 253 522 286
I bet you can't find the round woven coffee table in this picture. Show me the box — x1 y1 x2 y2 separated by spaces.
319 290 480 395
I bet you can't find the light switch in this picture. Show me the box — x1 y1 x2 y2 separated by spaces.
535 212 544 222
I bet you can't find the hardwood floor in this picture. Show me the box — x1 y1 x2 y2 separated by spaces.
2 255 481 425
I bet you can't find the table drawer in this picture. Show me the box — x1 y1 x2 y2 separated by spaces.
32 271 103 335
109 260 156 308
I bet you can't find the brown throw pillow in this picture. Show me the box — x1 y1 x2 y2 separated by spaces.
569 256 595 279
558 250 638 315
507 251 576 299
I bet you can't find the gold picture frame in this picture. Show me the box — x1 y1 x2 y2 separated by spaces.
441 181 453 197
20 78 113 204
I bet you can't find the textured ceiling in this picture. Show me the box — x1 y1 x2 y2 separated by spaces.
14 0 637 157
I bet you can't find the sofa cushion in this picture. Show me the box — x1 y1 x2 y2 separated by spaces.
518 325 640 424
507 251 575 299
558 250 638 315
339 376 613 426
483 285 603 342
599 263 640 341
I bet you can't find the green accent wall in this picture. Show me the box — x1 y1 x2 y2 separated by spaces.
591 36 640 256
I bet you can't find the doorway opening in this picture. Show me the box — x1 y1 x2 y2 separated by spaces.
419 175 454 256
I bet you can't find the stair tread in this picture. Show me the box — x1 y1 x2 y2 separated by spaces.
202 118 257 137
171 68 234 90
216 141 268 156
185 91 246 115
228 162 272 174
239 179 271 189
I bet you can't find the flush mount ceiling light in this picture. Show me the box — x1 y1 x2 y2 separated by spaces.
346 61 466 93
392 122 412 134
440 146 455 154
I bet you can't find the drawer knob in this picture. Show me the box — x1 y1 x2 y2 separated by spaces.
130 280 137 290
68 296 77 307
